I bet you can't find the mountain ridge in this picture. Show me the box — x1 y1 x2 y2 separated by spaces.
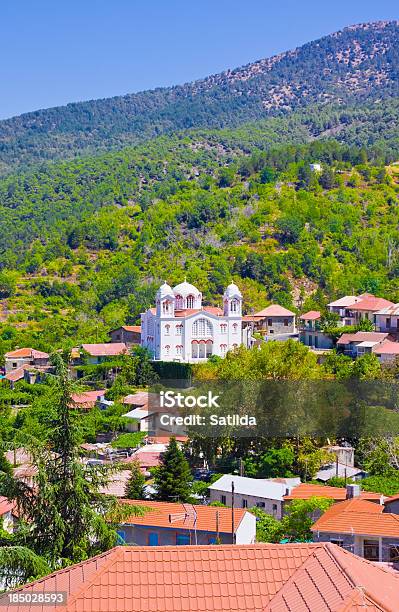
0 20 398 174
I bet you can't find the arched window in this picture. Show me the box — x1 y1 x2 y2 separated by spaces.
175 295 183 309
186 295 195 309
206 339 213 357
230 299 239 313
176 323 183 335
192 318 213 337
220 343 227 355
164 345 170 355
220 323 227 334
176 345 183 355
162 300 172 314
165 324 170 335
233 323 238 334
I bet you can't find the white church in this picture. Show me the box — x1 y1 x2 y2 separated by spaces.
140 280 243 362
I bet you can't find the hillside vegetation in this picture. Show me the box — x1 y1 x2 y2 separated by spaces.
0 132 398 354
0 21 398 173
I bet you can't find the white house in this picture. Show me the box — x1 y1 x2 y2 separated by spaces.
208 474 300 519
141 280 243 362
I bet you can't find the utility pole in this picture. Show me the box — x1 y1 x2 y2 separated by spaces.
231 481 235 545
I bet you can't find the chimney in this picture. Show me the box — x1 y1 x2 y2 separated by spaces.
346 484 360 499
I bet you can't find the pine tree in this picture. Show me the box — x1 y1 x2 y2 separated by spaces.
1 353 120 567
154 438 192 502
124 461 145 500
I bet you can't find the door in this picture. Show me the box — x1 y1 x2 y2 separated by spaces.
148 532 159 546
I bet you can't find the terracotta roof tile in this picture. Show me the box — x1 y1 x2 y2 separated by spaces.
120 500 247 533
4 347 49 359
336 332 389 345
71 389 106 407
254 305 295 317
351 296 394 312
6 543 399 612
284 483 381 502
121 325 141 333
300 310 321 321
311 498 399 538
81 343 128 357
373 340 399 355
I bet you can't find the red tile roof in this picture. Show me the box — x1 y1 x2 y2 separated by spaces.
6 543 399 612
254 304 295 317
121 499 247 533
121 325 141 333
4 348 49 359
373 340 399 355
174 306 224 318
311 498 399 538
337 332 389 345
0 496 14 517
5 365 29 382
284 483 382 502
300 310 321 321
351 296 394 312
70 389 106 408
81 343 128 357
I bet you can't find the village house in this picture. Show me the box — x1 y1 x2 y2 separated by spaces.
299 310 333 349
70 389 107 410
375 303 399 335
242 304 297 340
312 496 399 563
4 347 51 386
284 483 382 504
336 331 390 357
208 474 300 519
7 542 399 611
373 339 399 363
327 293 394 326
118 499 256 546
80 342 128 364
141 280 243 362
109 325 141 346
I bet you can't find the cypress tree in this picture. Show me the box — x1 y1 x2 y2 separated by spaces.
154 437 192 502
124 461 145 500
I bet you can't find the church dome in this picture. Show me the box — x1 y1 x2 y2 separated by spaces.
173 281 200 297
157 281 174 297
224 281 242 297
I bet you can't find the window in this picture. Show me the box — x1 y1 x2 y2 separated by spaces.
389 545 399 562
192 318 213 337
165 324 170 335
386 318 391 328
186 295 195 309
192 340 212 359
242 499 248 508
162 300 172 314
230 299 239 313
220 323 227 334
116 530 126 544
233 323 238 334
272 504 278 515
221 495 226 505
330 539 343 548
164 345 170 356
176 534 190 546
284 319 289 327
176 324 183 335
175 294 183 309
12 362 17 369
148 533 159 546
256 502 265 508
208 537 217 544
267 319 273 327
220 343 227 356
176 345 183 356
363 539 379 561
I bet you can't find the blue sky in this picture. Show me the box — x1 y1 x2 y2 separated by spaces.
0 0 397 119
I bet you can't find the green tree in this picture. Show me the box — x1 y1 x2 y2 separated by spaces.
282 497 333 541
154 438 193 502
124 461 146 500
250 507 284 542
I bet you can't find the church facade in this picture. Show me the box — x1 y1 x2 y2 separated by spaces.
140 280 243 362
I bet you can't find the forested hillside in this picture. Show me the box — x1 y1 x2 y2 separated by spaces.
0 129 398 354
0 21 398 173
